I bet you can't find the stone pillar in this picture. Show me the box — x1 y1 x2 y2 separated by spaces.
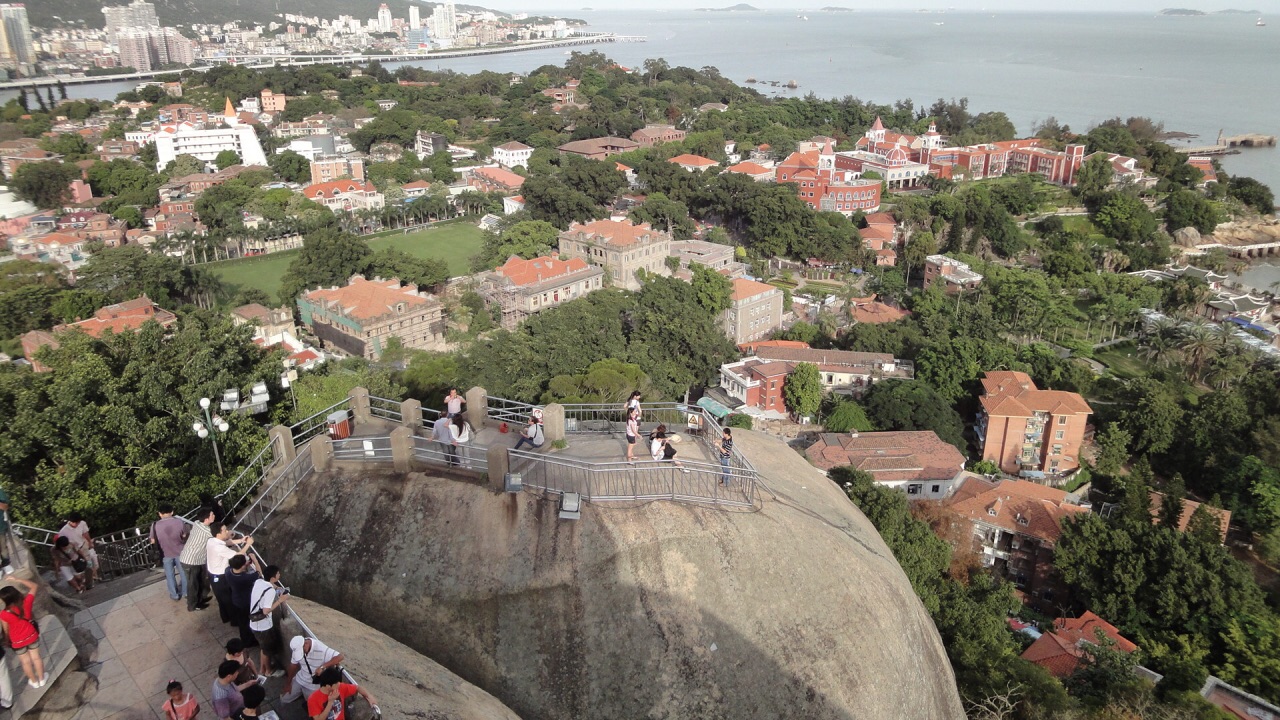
268 425 296 465
348 387 371 426
390 426 414 472
487 444 509 492
401 398 423 430
543 403 565 444
465 386 487 431
311 435 334 472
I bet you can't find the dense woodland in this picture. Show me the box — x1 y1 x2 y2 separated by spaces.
2 55 1279 718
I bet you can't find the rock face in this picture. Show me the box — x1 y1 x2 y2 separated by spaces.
260 430 966 720
282 596 522 720
1205 218 1280 246
1173 226 1202 247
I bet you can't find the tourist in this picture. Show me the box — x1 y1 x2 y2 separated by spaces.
161 679 200 720
211 660 255 720
624 408 640 464
650 427 689 474
0 577 46 688
307 666 379 720
149 503 188 601
200 494 228 524
432 411 457 466
450 414 473 469
207 522 254 625
0 626 10 710
717 428 734 485
51 536 87 593
248 565 289 678
513 412 544 451
0 483 14 577
227 554 262 648
626 391 642 422
236 684 279 720
225 639 263 687
179 507 216 612
281 635 344 703
445 388 465 419
57 512 99 584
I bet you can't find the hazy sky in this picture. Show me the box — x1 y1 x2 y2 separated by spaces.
489 2 1279 12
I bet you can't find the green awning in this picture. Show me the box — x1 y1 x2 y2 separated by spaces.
697 396 732 418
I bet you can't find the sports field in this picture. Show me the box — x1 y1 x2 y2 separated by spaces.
209 222 485 302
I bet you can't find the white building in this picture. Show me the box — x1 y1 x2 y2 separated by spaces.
408 5 420 30
102 0 158 41
430 0 456 39
376 3 392 33
154 124 268 171
492 141 534 169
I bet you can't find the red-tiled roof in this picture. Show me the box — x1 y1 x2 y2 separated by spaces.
669 153 718 168
805 430 964 478
563 219 663 248
1149 491 1231 542
979 370 1092 417
737 339 811 353
725 161 771 175
850 300 908 324
472 166 525 189
53 296 177 338
1021 611 1136 678
496 255 595 287
402 180 431 190
495 141 532 151
863 212 896 226
304 276 434 321
302 180 377 199
730 277 776 302
945 477 1088 545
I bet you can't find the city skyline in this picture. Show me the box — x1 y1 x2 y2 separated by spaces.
495 2 1280 12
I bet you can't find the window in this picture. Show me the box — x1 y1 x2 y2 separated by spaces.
931 485 941 494
1055 430 1064 440
1058 416 1067 425
907 484 921 495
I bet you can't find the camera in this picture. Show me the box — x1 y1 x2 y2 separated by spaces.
279 586 291 595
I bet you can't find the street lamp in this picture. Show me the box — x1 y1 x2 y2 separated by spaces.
194 396 230 475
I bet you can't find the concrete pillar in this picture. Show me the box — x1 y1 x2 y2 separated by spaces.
311 435 334 472
348 387 371 426
487 444 509 492
543 403 565 444
390 426 414 473
465 386 487 430
401 398 422 430
268 425 296 465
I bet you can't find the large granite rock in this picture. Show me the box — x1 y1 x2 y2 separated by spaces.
261 430 965 719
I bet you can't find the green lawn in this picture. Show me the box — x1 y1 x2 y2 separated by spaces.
1093 343 1152 379
209 223 485 303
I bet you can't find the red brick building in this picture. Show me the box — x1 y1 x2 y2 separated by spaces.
976 371 1092 478
630 124 686 148
776 140 882 216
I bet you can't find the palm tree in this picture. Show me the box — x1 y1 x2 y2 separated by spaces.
1177 321 1218 381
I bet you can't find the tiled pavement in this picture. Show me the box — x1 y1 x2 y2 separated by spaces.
68 572 307 720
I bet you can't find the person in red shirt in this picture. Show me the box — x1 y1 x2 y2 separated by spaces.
306 667 378 720
0 577 46 688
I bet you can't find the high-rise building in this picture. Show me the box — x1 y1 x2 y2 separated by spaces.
408 5 420 30
116 27 154 71
115 26 193 72
376 3 392 33
0 4 34 65
430 0 456 39
102 0 158 42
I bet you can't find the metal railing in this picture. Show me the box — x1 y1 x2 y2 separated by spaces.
485 395 539 425
368 395 403 423
411 435 487 473
232 449 316 537
560 402 690 435
507 449 757 508
290 399 351 444
332 436 394 462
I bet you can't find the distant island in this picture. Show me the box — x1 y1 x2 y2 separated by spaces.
695 4 761 11
821 6 856 11
1158 7 1259 14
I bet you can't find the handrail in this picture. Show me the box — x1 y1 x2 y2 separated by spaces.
485 395 538 425
367 395 403 423
290 399 351 443
507 448 758 508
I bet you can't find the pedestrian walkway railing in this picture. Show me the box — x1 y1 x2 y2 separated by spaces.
560 402 689 434
485 395 539 425
234 449 316 537
333 436 394 462
507 449 757 508
368 395 403 423
412 435 487 473
290 399 351 444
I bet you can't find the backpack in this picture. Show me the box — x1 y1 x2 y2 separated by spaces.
531 423 544 447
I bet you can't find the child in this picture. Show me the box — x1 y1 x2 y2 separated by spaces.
51 536 87 593
0 577 46 688
624 408 639 464
161 679 201 720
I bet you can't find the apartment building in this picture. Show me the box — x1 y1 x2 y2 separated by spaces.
722 278 784 345
976 371 1092 477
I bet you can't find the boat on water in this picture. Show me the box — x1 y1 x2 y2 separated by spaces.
798 15 808 20
1258 17 1267 26
934 21 944 26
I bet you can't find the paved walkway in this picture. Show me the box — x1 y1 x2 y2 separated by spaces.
69 571 306 720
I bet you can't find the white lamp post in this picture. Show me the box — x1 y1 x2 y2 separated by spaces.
193 396 230 475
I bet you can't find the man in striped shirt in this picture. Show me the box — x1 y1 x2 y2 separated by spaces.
717 428 734 486
178 508 215 612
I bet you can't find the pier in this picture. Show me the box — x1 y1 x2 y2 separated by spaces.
1176 131 1278 155
0 34 646 91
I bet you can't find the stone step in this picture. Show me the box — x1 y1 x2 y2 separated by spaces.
6 613 76 718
